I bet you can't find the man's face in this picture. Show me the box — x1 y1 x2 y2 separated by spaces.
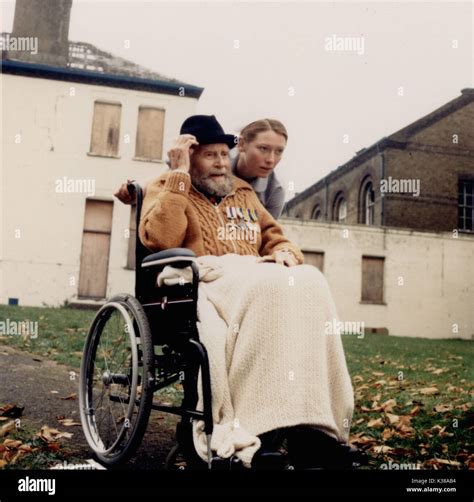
190 144 233 197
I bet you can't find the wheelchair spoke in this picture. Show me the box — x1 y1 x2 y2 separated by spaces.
80 297 154 465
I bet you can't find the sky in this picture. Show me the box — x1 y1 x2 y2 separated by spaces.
1 0 473 199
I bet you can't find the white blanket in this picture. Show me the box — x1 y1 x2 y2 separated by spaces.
157 254 354 468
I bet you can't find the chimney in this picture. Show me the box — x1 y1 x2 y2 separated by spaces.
8 0 73 66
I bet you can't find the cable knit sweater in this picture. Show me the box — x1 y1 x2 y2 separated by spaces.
139 171 304 264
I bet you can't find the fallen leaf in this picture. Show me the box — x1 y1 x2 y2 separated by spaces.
434 459 461 467
0 404 24 419
37 425 73 442
60 393 77 401
434 404 453 413
373 380 387 388
382 428 394 441
353 375 364 383
47 442 61 452
3 439 22 449
386 413 400 425
355 418 365 425
0 421 15 438
57 419 80 427
372 372 385 377
381 399 397 413
410 405 421 416
367 418 384 429
419 387 439 395
373 445 393 454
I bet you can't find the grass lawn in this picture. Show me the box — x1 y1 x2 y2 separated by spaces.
0 304 472 469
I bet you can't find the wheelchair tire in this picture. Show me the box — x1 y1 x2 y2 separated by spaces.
79 294 154 466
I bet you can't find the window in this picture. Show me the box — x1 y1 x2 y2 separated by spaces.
333 193 347 223
135 107 165 161
361 256 384 304
127 205 137 269
312 205 322 220
458 180 474 231
89 101 121 157
359 178 375 225
303 251 324 272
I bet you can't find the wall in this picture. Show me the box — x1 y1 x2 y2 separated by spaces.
281 218 474 339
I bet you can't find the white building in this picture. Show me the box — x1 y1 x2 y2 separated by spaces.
1 36 202 307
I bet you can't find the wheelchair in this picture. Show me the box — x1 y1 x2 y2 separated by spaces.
78 183 364 471
79 182 229 470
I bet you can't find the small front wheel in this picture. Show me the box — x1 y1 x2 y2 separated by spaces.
79 294 154 466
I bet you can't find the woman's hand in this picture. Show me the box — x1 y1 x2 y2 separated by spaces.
168 134 199 172
257 249 298 267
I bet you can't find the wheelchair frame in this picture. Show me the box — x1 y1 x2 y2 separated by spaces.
79 182 217 469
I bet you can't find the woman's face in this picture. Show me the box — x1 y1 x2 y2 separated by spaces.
238 130 287 178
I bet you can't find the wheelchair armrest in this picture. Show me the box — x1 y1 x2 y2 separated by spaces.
141 248 197 269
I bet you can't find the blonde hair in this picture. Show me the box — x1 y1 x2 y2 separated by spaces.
240 119 288 143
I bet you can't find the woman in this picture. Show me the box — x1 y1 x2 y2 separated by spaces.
114 118 288 220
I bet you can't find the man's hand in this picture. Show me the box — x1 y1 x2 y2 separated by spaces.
168 134 199 172
114 179 136 205
257 249 298 267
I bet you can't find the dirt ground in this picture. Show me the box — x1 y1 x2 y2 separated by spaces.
0 344 179 470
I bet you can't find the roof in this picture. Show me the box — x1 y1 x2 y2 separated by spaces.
0 35 204 98
285 88 474 210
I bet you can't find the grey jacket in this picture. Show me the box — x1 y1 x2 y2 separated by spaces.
230 150 285 220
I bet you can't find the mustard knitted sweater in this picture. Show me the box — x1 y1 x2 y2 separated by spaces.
139 171 304 264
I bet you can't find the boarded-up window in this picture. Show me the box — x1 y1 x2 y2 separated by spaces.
361 256 384 303
303 251 324 272
89 101 121 157
127 205 137 269
135 107 165 160
78 200 113 299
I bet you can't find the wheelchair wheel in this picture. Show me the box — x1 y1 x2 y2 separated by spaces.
79 294 154 466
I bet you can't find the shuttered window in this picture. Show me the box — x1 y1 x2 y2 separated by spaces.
135 107 165 161
361 256 384 303
89 101 121 157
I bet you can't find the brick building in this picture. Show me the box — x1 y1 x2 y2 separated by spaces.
283 89 474 235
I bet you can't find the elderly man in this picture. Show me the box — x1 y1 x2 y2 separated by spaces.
140 115 299 265
139 115 355 470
